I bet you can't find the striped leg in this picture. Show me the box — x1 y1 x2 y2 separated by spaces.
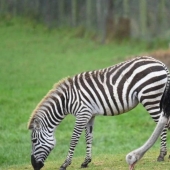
60 113 92 170
147 113 168 161
149 114 168 161
157 125 168 161
139 85 168 162
146 109 168 161
81 116 95 168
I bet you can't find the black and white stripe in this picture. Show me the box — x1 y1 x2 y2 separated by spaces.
28 56 170 170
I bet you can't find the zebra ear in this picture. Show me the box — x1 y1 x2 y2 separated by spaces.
33 119 41 130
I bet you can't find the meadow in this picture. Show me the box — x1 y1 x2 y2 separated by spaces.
0 18 170 170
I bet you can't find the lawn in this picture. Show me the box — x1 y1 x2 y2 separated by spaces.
0 18 169 170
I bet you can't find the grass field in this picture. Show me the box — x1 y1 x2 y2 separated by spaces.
0 18 170 170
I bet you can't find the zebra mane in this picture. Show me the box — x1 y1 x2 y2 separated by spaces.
27 76 70 129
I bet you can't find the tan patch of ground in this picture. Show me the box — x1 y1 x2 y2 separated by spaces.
149 49 170 69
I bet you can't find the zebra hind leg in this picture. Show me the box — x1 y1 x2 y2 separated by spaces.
157 148 167 161
81 117 95 168
157 126 168 161
143 103 168 162
81 157 92 168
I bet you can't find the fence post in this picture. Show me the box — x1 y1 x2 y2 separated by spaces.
139 0 147 39
86 0 94 28
105 0 115 41
35 0 40 16
11 0 15 16
58 0 65 26
123 0 129 18
96 0 108 43
159 0 167 34
0 0 7 14
71 0 77 27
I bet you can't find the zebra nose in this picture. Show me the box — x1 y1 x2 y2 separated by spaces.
31 155 44 170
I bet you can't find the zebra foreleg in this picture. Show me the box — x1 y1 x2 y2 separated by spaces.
60 114 92 170
81 117 95 168
157 126 168 161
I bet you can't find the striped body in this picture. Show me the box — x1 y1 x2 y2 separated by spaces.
28 56 170 170
71 57 167 116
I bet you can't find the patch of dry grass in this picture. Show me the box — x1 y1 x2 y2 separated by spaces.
6 151 170 170
149 49 170 69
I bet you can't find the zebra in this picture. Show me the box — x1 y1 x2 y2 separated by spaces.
28 56 170 170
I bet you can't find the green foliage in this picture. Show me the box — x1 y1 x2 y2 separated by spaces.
0 18 169 169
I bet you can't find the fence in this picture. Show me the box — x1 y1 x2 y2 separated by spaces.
0 0 170 42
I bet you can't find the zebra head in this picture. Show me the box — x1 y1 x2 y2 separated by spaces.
29 118 56 170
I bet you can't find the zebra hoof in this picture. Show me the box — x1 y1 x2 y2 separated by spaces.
157 156 164 162
81 164 88 168
59 166 66 170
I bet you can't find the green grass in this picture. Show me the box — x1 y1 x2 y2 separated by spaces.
6 152 170 170
0 18 169 170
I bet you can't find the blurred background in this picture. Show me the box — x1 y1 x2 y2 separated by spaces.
1 1 170 169
0 0 170 43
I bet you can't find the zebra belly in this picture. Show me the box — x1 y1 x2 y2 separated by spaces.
92 93 139 116
106 98 139 115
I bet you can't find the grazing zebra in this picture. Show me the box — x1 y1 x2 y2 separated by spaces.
28 56 170 170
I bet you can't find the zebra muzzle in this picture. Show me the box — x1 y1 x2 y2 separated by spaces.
31 155 44 170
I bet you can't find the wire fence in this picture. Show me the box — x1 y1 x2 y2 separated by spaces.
0 0 170 42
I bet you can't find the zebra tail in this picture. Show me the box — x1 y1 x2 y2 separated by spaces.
161 75 170 119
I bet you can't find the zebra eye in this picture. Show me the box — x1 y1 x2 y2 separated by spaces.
32 138 37 143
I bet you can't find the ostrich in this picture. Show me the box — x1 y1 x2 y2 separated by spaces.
126 114 169 170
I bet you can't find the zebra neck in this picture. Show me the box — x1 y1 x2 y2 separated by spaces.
38 93 68 130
